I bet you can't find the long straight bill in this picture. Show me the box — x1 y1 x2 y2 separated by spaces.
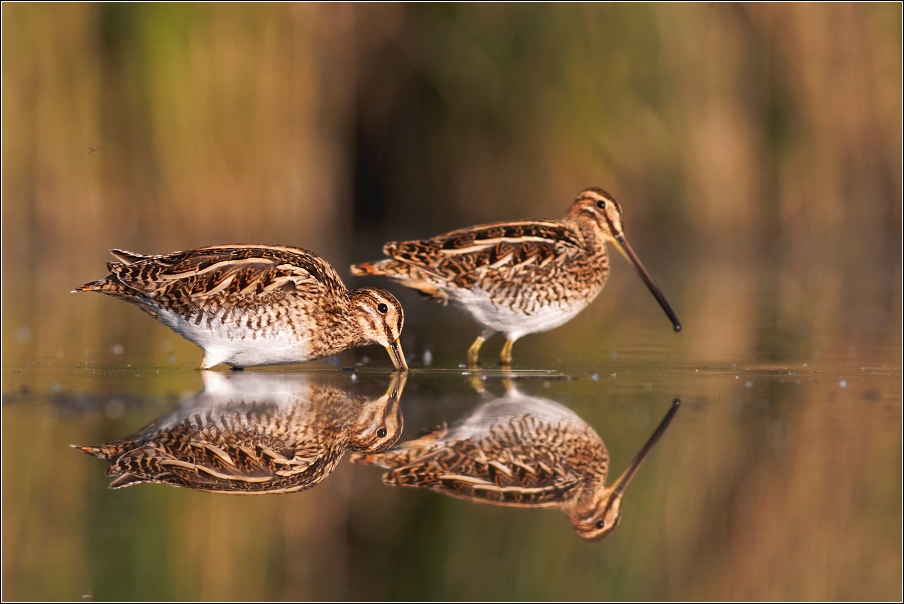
386 338 409 371
613 233 682 332
385 371 408 400
608 399 681 498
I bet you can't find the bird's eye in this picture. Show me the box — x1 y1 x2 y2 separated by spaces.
595 520 606 529
596 200 606 210
377 303 388 314
377 428 387 438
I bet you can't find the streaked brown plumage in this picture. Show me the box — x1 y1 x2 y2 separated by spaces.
74 244 408 369
351 188 680 366
73 372 405 493
353 388 679 540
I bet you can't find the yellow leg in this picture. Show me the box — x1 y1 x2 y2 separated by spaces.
467 336 486 367
499 340 514 366
468 375 487 394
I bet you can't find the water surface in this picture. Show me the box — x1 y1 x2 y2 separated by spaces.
3 311 900 599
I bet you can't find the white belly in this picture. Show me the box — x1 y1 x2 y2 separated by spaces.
447 287 591 341
155 306 316 368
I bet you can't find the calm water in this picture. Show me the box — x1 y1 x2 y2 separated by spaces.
2 278 901 599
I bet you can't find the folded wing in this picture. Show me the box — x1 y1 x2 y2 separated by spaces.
76 245 346 318
352 221 587 300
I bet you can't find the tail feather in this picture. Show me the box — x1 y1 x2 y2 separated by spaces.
73 248 146 293
71 444 105 458
350 260 449 304
348 451 381 466
108 473 147 489
384 466 442 487
71 276 160 318
70 442 130 461
349 447 419 469
71 276 132 298
71 278 110 294
110 249 149 264
349 260 391 277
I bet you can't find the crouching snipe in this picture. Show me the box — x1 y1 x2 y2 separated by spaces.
74 245 408 370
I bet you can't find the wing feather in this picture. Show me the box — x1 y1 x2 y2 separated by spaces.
88 245 344 318
378 221 587 288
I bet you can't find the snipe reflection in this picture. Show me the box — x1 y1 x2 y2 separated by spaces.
353 383 678 540
74 372 405 493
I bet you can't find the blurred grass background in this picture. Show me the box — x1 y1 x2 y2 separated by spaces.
2 3 901 600
2 3 900 369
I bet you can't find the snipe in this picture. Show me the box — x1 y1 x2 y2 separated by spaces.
74 245 408 369
73 371 406 493
353 384 680 541
351 188 680 366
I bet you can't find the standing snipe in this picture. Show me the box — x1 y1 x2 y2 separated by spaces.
74 245 408 370
353 385 680 541
73 371 406 493
351 188 680 366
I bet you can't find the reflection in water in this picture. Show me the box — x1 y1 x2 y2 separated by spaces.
73 372 405 493
354 384 679 540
